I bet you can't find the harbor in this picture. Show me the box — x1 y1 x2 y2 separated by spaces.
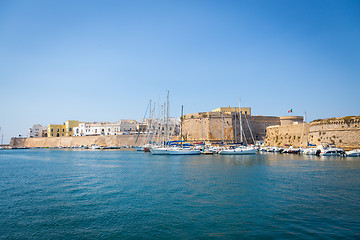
1 1 360 239
1 149 359 239
8 101 360 158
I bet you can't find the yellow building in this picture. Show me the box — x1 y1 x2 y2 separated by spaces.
47 124 66 137
212 106 251 115
47 120 80 137
65 120 79 136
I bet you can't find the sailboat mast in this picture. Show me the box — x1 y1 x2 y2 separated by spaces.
221 111 224 144
165 91 169 145
238 98 243 144
305 112 308 147
181 105 183 148
300 112 305 148
162 104 165 146
234 107 237 143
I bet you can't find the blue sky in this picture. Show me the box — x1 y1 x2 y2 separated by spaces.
0 0 359 143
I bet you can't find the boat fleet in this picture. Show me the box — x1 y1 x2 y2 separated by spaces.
133 142 360 157
135 96 259 155
134 95 360 157
259 145 360 157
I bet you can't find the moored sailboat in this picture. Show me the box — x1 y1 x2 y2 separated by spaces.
166 105 201 155
218 99 256 155
219 145 257 155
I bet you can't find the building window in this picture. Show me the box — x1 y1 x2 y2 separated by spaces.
57 129 59 132
51 134 53 137
62 134 64 136
51 129 53 132
69 128 72 131
245 111 247 114
62 129 65 132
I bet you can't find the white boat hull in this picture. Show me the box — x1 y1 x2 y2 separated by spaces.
167 149 201 155
219 148 257 155
149 148 169 155
302 148 319 155
346 150 360 157
320 148 345 156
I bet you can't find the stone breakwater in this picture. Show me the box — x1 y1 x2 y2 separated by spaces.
10 135 148 148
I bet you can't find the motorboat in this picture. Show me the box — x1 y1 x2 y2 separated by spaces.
320 147 345 156
302 148 320 155
346 149 360 157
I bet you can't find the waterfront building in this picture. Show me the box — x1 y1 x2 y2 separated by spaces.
47 120 80 137
28 124 44 138
137 117 180 136
65 120 79 137
73 120 137 136
42 129 47 137
47 124 66 137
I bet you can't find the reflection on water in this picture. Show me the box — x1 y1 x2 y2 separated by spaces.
0 149 359 239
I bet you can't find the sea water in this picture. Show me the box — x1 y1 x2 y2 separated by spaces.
0 149 359 239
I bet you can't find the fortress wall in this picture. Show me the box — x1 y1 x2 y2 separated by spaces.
308 118 360 149
264 117 360 149
182 112 234 143
10 135 148 148
264 123 305 148
252 116 281 141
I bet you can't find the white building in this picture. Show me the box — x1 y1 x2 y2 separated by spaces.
138 117 180 136
73 120 137 136
28 124 44 138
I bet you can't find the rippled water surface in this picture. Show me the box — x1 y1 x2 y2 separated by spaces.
0 149 359 239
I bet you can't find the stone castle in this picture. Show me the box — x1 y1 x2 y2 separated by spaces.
181 107 303 144
264 116 360 150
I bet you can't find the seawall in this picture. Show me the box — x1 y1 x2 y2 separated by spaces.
10 135 148 148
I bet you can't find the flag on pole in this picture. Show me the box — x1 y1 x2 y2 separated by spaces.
288 109 293 113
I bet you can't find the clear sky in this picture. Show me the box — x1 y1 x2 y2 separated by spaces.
0 0 359 143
